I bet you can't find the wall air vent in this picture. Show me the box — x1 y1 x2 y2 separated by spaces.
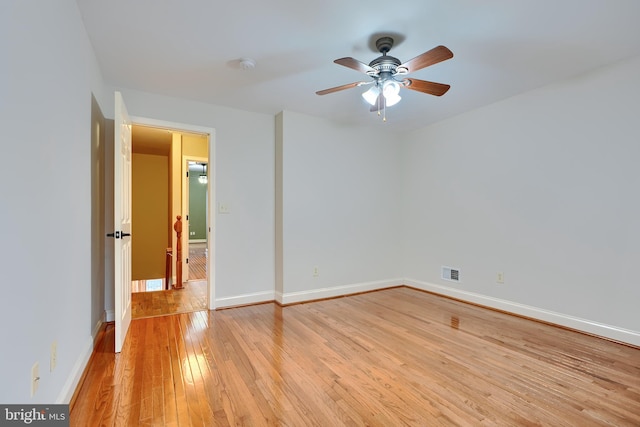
441 266 461 283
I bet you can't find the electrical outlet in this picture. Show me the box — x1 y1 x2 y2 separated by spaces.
218 203 230 214
50 341 57 372
313 266 319 277
31 362 40 397
497 272 505 284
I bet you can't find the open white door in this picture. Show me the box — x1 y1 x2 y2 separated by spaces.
113 92 132 353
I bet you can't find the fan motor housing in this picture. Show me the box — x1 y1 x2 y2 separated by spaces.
369 55 401 73
368 36 401 74
375 36 395 54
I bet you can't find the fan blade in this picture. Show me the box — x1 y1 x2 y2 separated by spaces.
316 82 363 96
397 45 453 74
403 78 451 96
334 57 376 75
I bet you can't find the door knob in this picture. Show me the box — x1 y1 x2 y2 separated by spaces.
106 231 131 239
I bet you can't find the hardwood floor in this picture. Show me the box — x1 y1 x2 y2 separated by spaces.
71 287 640 426
131 244 208 319
188 242 207 281
132 280 207 319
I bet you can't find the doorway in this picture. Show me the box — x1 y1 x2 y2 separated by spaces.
129 120 214 318
185 159 208 283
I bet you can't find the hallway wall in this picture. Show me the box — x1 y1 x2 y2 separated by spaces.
1 0 107 403
132 153 169 279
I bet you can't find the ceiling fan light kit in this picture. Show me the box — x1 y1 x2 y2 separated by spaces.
317 36 453 121
381 80 401 106
198 163 208 184
362 86 379 105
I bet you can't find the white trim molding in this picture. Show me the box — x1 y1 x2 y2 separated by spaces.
104 309 115 323
215 290 276 309
56 336 94 404
278 278 403 306
92 318 103 342
215 279 403 309
404 278 640 347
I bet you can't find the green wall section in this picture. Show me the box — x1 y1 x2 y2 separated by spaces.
189 168 207 240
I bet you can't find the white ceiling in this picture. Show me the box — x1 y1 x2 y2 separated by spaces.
76 0 640 132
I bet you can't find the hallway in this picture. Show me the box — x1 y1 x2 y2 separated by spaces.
131 243 208 319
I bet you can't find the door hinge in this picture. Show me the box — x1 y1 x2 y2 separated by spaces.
186 171 189 177
186 258 189 264
186 215 189 220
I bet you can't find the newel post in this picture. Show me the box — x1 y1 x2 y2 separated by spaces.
174 215 183 289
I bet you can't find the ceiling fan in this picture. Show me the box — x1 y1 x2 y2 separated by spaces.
316 36 453 119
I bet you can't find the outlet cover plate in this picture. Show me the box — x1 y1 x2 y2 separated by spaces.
31 362 39 397
50 341 57 372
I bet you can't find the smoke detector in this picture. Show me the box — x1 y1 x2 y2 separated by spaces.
239 58 256 70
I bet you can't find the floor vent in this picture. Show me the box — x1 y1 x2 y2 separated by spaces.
442 266 461 282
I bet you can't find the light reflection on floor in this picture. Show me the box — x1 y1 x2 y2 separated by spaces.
132 278 164 293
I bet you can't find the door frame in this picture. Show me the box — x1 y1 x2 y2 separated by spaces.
130 115 216 309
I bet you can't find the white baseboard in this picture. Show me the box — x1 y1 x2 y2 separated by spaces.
56 336 94 404
105 309 115 322
57 317 106 404
215 290 275 309
92 318 103 343
404 278 640 347
278 278 403 305
214 279 403 309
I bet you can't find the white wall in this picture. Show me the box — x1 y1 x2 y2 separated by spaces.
102 89 276 307
0 0 106 403
401 56 640 344
277 111 403 303
90 94 106 348
2 1 638 406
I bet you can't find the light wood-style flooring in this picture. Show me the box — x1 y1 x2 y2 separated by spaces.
131 243 208 319
131 280 207 319
71 287 640 426
188 242 207 281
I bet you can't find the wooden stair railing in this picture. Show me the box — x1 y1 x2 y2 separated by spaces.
174 215 183 290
